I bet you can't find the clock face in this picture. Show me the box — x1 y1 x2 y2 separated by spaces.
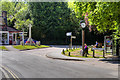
81 23 86 28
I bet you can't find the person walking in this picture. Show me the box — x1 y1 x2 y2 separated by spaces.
84 43 88 57
95 41 98 48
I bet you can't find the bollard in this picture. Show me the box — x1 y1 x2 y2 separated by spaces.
63 49 65 55
82 50 84 57
73 46 75 49
103 50 105 58
68 52 70 56
93 50 95 58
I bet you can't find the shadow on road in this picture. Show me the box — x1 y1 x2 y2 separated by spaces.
99 59 120 64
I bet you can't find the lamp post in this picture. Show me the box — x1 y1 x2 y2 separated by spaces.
70 32 72 49
80 20 86 56
22 27 24 47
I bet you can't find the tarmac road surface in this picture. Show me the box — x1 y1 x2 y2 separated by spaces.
0 45 118 79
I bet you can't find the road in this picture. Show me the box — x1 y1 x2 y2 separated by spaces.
0 45 119 79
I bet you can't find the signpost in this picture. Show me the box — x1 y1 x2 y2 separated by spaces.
105 36 120 57
66 32 76 49
104 36 112 54
71 36 76 39
66 32 72 36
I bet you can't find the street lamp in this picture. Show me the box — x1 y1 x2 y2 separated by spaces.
22 27 24 47
80 20 86 56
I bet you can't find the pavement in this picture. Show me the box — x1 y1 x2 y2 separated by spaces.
46 48 120 62
46 51 103 61
5 45 19 51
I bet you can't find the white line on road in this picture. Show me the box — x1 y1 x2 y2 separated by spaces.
0 65 20 80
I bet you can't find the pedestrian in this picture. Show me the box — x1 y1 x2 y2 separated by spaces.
84 44 88 51
95 41 98 48
84 43 88 56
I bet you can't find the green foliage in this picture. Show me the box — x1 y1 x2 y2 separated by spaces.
71 2 120 39
62 48 104 58
13 45 49 50
1 1 32 31
0 46 8 50
29 2 79 43
1 1 106 45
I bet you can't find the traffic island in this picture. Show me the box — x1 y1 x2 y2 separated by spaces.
61 47 111 58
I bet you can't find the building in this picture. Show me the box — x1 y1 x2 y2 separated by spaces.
0 11 23 45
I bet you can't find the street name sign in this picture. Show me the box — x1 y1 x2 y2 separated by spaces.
71 36 76 39
66 32 72 36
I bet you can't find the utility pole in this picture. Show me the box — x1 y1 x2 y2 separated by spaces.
80 20 86 56
82 29 85 56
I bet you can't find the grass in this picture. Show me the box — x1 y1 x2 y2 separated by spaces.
0 46 8 50
13 45 50 50
65 48 80 52
62 47 107 58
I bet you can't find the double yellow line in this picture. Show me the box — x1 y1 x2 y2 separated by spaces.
0 65 20 80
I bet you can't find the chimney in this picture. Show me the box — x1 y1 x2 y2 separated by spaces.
2 11 7 31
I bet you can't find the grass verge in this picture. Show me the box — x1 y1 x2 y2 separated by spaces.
0 46 8 50
13 45 50 50
62 48 105 58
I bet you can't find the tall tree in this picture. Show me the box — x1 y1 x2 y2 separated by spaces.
88 2 120 39
70 2 120 39
29 2 78 44
1 1 32 31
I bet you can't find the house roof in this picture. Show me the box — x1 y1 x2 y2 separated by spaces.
0 25 22 32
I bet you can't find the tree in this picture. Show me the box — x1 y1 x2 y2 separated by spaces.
1 1 32 31
70 2 120 39
88 2 120 39
1 1 80 44
29 2 78 44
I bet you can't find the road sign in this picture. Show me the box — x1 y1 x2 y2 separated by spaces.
66 32 72 36
71 36 76 39
104 36 112 53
